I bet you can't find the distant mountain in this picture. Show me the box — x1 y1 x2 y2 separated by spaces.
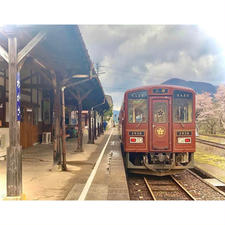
113 110 119 122
162 78 217 94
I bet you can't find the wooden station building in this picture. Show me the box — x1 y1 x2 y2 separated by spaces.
0 25 109 198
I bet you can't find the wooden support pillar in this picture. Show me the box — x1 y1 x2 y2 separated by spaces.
91 109 95 144
67 88 93 148
85 113 88 126
61 87 67 170
37 74 39 122
101 114 104 134
3 69 6 125
30 70 33 104
97 122 100 137
53 77 62 166
93 110 97 140
97 113 100 137
88 110 93 144
77 100 83 151
7 36 22 197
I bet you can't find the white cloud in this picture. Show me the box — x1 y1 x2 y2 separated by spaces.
80 25 225 109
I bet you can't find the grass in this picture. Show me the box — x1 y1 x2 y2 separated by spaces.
195 150 225 170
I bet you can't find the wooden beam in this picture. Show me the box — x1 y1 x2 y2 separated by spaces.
38 69 54 87
0 44 9 63
0 74 8 79
17 31 46 64
80 88 94 101
67 87 94 103
21 83 52 89
21 72 38 82
32 57 48 70
31 58 54 87
21 89 31 96
67 88 79 101
64 78 89 89
21 101 39 108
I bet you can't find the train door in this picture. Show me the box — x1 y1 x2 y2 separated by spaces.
150 97 171 151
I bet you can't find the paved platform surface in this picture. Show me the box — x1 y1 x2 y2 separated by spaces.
66 128 129 200
0 127 129 200
194 162 225 183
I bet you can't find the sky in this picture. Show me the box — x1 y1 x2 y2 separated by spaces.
79 25 225 110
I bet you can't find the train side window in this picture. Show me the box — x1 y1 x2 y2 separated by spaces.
173 91 193 123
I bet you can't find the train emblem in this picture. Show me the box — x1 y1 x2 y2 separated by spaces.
155 127 166 137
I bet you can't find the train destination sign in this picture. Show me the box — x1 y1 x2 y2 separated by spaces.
176 131 192 136
128 91 148 99
173 90 192 99
129 131 145 136
153 88 168 94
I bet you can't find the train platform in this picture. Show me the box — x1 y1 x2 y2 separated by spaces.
194 162 225 184
194 140 225 184
0 127 129 200
66 128 130 200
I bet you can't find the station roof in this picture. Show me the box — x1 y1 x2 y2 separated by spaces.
0 25 109 113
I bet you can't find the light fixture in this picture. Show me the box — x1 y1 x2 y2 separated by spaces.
26 108 32 112
72 74 89 78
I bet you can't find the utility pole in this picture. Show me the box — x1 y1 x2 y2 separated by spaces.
95 63 105 76
96 63 99 76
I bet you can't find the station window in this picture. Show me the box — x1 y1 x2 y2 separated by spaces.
173 91 193 123
128 91 148 123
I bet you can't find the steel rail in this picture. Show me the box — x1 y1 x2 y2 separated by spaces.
187 169 225 198
170 175 196 200
196 138 225 150
144 177 156 200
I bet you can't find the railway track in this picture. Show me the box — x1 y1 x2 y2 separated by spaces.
128 174 196 200
127 169 225 200
196 138 225 149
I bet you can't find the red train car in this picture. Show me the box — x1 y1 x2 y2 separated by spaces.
119 85 196 176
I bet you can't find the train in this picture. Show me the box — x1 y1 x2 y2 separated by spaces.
119 85 196 176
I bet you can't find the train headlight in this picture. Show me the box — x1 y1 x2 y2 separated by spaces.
177 137 191 144
130 137 143 143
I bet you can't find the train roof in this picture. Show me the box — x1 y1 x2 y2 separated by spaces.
124 84 195 94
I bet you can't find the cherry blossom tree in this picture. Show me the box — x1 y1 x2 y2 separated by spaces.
196 92 218 134
214 84 225 131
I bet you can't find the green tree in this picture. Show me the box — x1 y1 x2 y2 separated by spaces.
104 106 113 121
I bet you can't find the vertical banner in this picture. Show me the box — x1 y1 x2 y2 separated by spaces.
16 71 21 121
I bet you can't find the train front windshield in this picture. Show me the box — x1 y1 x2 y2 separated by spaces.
128 91 148 123
173 90 193 123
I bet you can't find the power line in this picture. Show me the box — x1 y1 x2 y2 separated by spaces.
97 64 150 79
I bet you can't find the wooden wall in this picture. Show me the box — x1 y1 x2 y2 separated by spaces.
20 107 39 149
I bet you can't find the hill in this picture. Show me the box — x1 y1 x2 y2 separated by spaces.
162 78 217 94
